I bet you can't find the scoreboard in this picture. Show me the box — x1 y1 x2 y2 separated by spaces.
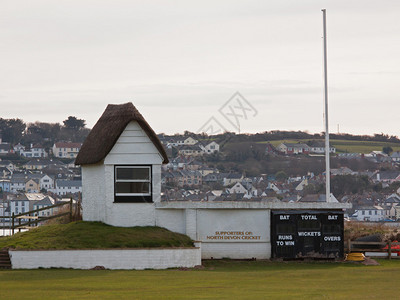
271 210 344 259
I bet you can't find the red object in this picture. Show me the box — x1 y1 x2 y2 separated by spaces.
383 240 400 255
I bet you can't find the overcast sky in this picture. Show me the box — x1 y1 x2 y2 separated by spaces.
1 1 399 136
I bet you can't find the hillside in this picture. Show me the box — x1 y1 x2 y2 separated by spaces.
258 139 400 154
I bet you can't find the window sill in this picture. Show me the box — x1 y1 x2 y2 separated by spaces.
114 195 153 203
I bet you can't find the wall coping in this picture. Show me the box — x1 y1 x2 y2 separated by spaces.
155 201 351 210
8 247 199 251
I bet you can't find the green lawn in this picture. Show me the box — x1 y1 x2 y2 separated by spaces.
1 259 399 299
0 221 194 250
259 139 400 154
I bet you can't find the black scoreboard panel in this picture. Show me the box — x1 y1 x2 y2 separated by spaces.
271 210 344 259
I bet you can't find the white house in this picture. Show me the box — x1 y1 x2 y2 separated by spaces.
176 137 198 146
276 143 310 155
307 140 336 154
391 151 400 162
201 141 220 154
167 137 198 147
10 177 27 193
40 174 54 191
352 205 385 222
21 144 48 158
222 173 243 186
54 179 82 196
13 143 25 154
8 197 30 216
228 182 248 194
181 137 198 145
33 196 55 217
75 103 169 227
53 142 82 158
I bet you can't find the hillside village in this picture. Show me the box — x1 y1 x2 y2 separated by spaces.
158 135 400 222
1 119 400 226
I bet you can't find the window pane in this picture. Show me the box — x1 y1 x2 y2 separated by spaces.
116 167 150 180
116 182 150 194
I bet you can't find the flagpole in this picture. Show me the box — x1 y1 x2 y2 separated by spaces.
322 9 330 202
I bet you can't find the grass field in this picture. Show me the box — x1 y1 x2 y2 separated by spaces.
1 259 399 299
259 139 400 154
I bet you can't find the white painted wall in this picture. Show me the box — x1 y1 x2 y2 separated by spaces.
156 207 272 259
196 209 270 242
156 209 186 234
104 122 163 166
82 121 163 227
82 163 106 222
10 247 201 270
201 242 270 259
185 209 197 240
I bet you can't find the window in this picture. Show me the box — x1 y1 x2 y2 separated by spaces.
114 166 152 203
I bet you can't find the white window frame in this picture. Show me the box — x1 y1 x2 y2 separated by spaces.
115 166 152 197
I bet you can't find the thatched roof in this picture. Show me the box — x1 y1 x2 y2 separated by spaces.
75 103 168 165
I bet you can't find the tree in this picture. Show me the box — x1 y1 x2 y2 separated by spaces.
0 118 26 144
275 171 288 181
330 175 371 197
23 122 61 147
63 116 86 131
303 183 325 196
383 146 393 155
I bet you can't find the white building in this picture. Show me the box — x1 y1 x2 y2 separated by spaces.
40 174 54 191
8 197 30 216
228 182 248 194
167 137 198 148
21 144 48 158
200 141 220 154
352 206 385 222
75 103 168 227
77 102 351 260
276 143 310 155
307 141 336 154
32 196 55 217
10 177 27 193
53 142 82 158
54 179 82 196
13 143 25 154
